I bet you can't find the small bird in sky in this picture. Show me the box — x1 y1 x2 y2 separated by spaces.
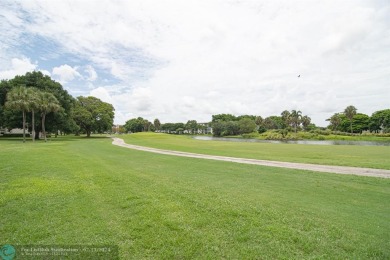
298 75 301 78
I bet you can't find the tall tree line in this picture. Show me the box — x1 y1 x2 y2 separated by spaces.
0 72 74 140
0 71 115 139
327 105 390 133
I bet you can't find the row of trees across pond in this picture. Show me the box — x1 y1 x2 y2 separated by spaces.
124 106 390 137
123 117 208 134
211 111 311 137
0 71 115 142
123 112 312 136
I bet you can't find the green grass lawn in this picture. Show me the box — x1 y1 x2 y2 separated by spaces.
118 133 390 170
1 136 389 258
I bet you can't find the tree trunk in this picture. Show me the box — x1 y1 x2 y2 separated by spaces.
22 110 26 143
35 115 42 140
31 110 35 142
42 113 47 142
350 121 353 133
86 129 91 137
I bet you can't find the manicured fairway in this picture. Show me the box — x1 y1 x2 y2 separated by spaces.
119 133 390 169
1 136 389 258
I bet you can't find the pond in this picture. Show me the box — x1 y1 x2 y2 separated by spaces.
192 136 390 146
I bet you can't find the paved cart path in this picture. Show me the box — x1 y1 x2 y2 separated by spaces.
111 137 390 179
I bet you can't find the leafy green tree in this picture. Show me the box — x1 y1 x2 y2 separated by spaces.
160 122 185 133
37 91 61 142
305 123 317 132
197 123 206 134
185 120 198 134
153 118 161 131
236 115 256 121
116 125 126 134
370 109 390 132
212 114 237 122
255 116 263 126
73 96 115 137
257 125 267 133
327 113 342 131
351 113 370 133
0 80 13 127
160 122 172 132
238 118 256 134
224 121 239 136
344 105 357 133
5 86 30 142
211 121 225 137
263 116 284 130
149 124 156 132
336 113 369 133
174 123 185 132
164 123 174 132
124 117 149 133
143 119 152 132
337 114 350 132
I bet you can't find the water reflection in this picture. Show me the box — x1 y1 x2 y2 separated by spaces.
192 136 390 146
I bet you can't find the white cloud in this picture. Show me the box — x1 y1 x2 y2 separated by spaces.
0 57 37 80
1 1 390 125
40 69 51 77
52 64 81 83
84 65 97 81
90 86 112 104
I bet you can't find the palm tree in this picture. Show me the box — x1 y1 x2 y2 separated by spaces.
290 110 302 133
27 88 40 142
154 118 161 131
281 110 291 129
344 105 357 133
5 86 30 143
37 92 61 142
301 115 311 131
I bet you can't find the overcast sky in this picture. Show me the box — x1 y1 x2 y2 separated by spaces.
1 0 389 126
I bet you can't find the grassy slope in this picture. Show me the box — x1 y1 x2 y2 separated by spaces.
119 133 390 169
0 136 389 258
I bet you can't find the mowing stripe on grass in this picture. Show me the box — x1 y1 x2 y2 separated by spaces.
112 137 390 178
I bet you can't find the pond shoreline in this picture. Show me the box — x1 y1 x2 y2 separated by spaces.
192 136 390 146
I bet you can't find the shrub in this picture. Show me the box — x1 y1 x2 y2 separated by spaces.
257 126 267 134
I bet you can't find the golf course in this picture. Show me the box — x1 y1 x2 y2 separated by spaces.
1 133 389 259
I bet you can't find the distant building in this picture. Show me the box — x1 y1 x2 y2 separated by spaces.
198 123 213 134
0 128 30 136
111 125 125 134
